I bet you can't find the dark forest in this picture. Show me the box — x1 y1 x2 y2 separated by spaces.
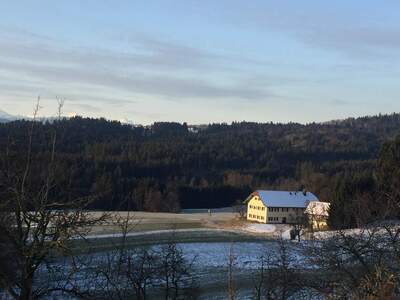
1 113 400 229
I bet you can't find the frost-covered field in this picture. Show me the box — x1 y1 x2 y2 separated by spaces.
24 241 304 300
174 241 301 269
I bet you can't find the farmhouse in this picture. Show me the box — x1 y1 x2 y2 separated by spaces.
246 190 319 224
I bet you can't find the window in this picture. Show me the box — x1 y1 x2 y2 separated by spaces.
268 217 273 221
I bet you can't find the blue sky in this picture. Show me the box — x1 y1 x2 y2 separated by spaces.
0 1 399 124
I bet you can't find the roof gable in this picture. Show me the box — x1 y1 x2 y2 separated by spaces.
255 190 319 208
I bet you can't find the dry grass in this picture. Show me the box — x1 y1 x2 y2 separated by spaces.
86 211 238 235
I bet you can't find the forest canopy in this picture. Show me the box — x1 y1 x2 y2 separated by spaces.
1 113 400 228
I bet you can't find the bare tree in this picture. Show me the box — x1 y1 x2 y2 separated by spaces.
157 239 196 300
233 199 247 220
252 254 268 300
0 99 107 299
354 265 396 300
290 214 308 242
85 211 156 300
92 219 197 300
251 237 304 300
270 237 301 300
99 246 156 300
227 243 237 300
304 224 400 299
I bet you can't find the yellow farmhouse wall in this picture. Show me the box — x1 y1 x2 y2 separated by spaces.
247 195 267 223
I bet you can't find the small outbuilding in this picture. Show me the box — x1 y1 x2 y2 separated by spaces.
245 190 319 224
305 201 330 230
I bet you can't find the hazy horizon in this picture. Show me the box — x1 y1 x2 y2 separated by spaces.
2 107 397 127
1 1 399 124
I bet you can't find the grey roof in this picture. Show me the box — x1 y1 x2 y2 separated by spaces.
255 190 319 208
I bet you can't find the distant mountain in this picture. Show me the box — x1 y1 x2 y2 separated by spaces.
0 110 79 124
0 110 21 123
0 110 51 123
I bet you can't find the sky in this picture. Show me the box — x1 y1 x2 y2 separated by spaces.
0 1 399 124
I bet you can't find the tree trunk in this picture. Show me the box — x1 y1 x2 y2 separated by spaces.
19 274 34 300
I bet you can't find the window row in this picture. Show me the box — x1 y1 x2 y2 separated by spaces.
249 205 265 211
250 206 305 212
268 207 290 212
248 214 265 221
268 217 279 222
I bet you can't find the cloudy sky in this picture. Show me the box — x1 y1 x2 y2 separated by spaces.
0 1 399 124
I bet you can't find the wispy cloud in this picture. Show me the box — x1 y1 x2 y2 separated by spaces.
0 27 273 110
68 103 102 113
220 1 400 59
1 1 399 124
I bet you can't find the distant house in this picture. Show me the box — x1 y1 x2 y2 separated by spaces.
305 201 330 230
246 190 319 224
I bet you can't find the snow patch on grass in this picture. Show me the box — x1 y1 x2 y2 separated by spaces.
244 223 276 233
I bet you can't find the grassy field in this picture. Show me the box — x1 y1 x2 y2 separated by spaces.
69 209 275 252
58 211 293 299
86 210 240 235
72 229 269 253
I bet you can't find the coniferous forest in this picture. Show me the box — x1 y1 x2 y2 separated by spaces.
1 113 400 229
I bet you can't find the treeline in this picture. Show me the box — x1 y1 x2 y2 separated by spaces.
328 135 400 228
1 114 400 227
